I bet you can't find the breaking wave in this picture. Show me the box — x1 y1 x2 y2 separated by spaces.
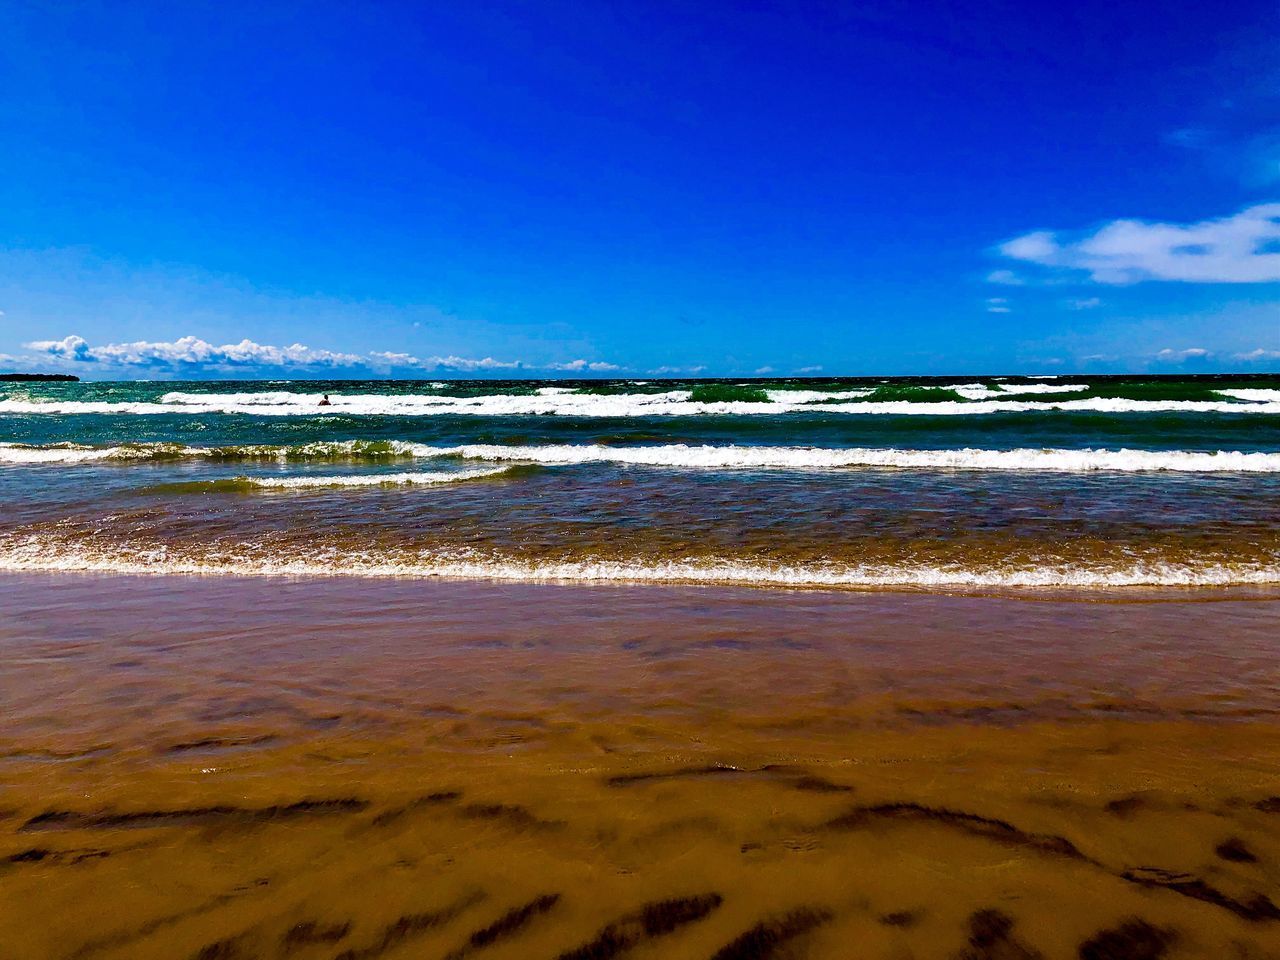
209 466 512 489
7 440 1280 473
429 443 1280 473
1218 388 1280 403
0 536 1274 588
1 387 1279 417
0 440 434 464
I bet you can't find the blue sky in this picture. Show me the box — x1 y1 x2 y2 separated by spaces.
1 0 1278 378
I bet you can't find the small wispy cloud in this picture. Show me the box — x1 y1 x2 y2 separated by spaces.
1237 347 1280 361
427 356 523 371
366 352 520 372
1064 297 1101 310
1154 347 1212 362
366 351 422 367
985 297 1011 314
995 203 1280 283
1166 108 1280 187
22 334 619 376
649 364 707 375
985 269 1025 286
546 359 621 372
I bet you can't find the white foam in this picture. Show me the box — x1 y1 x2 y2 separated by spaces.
937 382 1088 400
231 466 511 489
1218 388 1280 403
0 538 1274 588
940 382 1000 400
995 383 1090 395
260 439 435 459
426 443 1280 473
763 388 873 403
0 439 435 464
0 442 119 463
5 440 1279 473
1 385 1277 418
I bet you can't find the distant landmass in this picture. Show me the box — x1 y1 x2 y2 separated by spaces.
0 373 80 382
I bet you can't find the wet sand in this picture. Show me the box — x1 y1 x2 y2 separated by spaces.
2 574 1279 959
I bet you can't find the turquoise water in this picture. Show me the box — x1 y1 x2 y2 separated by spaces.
2 375 1278 588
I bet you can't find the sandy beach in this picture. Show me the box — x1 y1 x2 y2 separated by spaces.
3 574 1278 959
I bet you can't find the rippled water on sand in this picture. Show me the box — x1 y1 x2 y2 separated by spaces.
3 575 1279 959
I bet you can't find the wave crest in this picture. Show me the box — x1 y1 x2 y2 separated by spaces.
430 443 1280 473
0 537 1273 588
2 388 1279 417
219 466 512 489
6 440 1280 472
0 440 434 464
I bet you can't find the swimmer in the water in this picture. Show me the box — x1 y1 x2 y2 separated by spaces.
319 394 332 406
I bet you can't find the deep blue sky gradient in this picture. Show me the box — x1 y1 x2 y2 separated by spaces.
2 0 1278 376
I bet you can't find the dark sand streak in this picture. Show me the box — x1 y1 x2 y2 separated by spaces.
442 893 561 960
556 894 724 960
709 907 833 960
825 802 1280 924
20 798 369 832
332 891 485 960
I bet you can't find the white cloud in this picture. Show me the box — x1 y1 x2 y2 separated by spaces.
28 334 365 368
545 359 621 372
22 334 621 375
25 334 92 362
421 355 521 371
985 297 1011 314
368 352 615 372
1155 347 1212 361
368 350 422 366
997 203 1280 283
1064 297 1101 310
753 366 775 374
794 365 823 373
1236 347 1280 361
1001 232 1059 262
649 365 707 375
986 269 1025 286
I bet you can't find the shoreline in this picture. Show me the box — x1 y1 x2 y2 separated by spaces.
2 560 1278 597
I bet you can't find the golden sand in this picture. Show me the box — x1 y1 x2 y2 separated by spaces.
2 575 1278 960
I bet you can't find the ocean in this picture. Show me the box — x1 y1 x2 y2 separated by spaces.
5 375 1280 958
2 373 1279 589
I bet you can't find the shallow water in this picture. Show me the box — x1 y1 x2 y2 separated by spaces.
2 574 1279 959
